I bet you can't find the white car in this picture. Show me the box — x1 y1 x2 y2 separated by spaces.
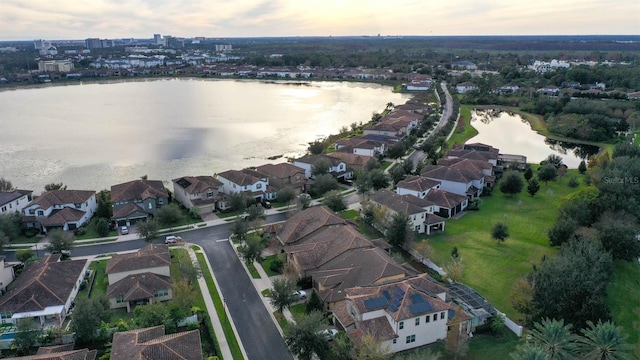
318 328 339 341
120 226 129 235
291 290 307 300
165 235 182 244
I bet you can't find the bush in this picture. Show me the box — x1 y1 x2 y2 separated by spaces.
75 227 87 236
269 256 284 274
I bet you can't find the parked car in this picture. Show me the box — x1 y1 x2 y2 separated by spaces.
299 193 311 200
261 200 272 209
291 290 307 300
120 226 129 235
318 328 339 341
165 235 182 244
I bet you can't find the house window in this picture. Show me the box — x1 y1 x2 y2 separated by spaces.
29 209 35 215
75 203 82 209
415 318 420 326
37 210 44 216
441 312 445 320
256 183 262 189
116 296 124 304
0 311 12 320
405 335 415 344
433 314 437 322
392 339 397 344
148 203 153 210
1 206 5 212
399 321 404 330
158 199 164 205
426 315 430 323
207 191 214 198
154 289 169 297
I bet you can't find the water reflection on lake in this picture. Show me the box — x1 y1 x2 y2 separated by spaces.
0 79 410 191
466 110 599 168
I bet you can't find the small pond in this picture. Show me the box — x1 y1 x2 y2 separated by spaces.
466 110 600 168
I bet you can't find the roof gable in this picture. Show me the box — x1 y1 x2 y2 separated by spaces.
111 180 167 203
276 206 346 245
106 244 170 275
27 190 95 210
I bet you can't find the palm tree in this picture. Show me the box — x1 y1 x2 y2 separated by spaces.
529 318 579 360
510 344 547 360
577 320 632 360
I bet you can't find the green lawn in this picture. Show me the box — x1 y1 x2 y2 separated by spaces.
607 260 640 356
448 104 478 146
466 332 521 360
339 209 359 220
381 161 393 170
422 173 585 320
246 261 260 279
260 254 284 277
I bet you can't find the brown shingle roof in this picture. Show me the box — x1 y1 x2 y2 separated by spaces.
0 255 86 313
41 207 86 226
110 326 202 360
256 163 305 179
10 345 97 359
276 206 346 245
421 165 482 183
0 190 32 207
111 180 168 203
371 189 432 216
326 152 372 168
106 244 170 275
107 272 172 302
424 189 468 209
396 175 441 193
172 176 222 194
27 190 95 210
294 154 343 167
217 169 264 187
112 203 151 219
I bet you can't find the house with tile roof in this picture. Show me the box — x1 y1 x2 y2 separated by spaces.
334 137 387 157
421 165 484 200
424 189 469 218
396 175 441 199
293 154 353 180
455 82 478 93
332 274 471 353
110 325 202 360
255 163 311 193
111 180 169 227
326 152 373 173
446 143 499 166
275 206 346 246
106 244 172 312
172 175 224 214
216 169 277 202
370 189 446 235
22 190 97 233
0 254 87 327
437 157 496 188
8 344 97 359
0 190 32 215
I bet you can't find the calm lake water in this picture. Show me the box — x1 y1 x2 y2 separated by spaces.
0 79 410 191
467 110 599 168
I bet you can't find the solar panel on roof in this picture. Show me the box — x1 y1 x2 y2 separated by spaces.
364 297 388 310
382 290 391 300
409 302 433 314
389 303 398 312
410 294 426 304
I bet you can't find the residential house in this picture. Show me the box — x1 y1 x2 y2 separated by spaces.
111 180 169 226
370 190 445 235
537 85 560 96
106 244 172 312
424 189 469 218
293 155 352 180
446 143 500 167
172 175 224 213
0 190 32 215
327 152 373 173
498 84 519 94
455 82 478 93
216 169 277 201
421 165 484 199
7 344 96 359
437 157 496 188
396 175 441 199
110 325 202 360
332 274 468 354
0 256 15 295
22 190 97 232
404 79 432 91
255 163 311 193
363 122 404 137
0 254 87 327
452 61 478 70
334 137 387 157
394 100 432 114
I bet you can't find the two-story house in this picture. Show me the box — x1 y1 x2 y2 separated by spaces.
396 175 441 199
216 169 277 201
106 244 172 313
0 254 87 328
255 163 310 193
293 154 352 180
333 274 469 354
334 137 387 157
370 189 445 235
22 190 97 233
456 82 478 93
111 325 202 360
111 180 169 227
172 176 224 214
421 165 484 200
0 190 33 215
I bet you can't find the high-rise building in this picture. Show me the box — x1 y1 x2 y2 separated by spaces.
85 38 102 49
154 34 162 46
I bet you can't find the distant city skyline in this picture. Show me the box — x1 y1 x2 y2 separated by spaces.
0 0 638 41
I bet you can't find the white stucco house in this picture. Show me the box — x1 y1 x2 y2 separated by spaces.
22 190 97 233
0 190 33 215
216 169 277 201
369 189 445 235
293 154 352 180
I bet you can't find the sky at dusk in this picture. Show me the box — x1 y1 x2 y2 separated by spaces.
0 0 638 40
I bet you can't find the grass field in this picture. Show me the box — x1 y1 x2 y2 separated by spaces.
448 104 478 146
607 260 640 356
422 172 588 320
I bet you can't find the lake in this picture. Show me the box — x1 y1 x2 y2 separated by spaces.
466 109 599 168
0 79 410 192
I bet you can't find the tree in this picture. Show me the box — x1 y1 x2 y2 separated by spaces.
95 189 112 219
70 296 111 345
188 206 200 219
500 170 524 196
578 160 587 174
172 280 198 313
277 188 296 205
524 167 534 181
297 195 312 210
538 163 558 184
395 348 442 360
356 172 372 199
44 182 67 192
238 234 266 264
491 222 510 242
311 174 339 197
311 158 332 176
568 176 580 188
322 190 346 212
490 314 506 337
133 303 170 328
229 192 247 212
284 311 330 360
13 317 43 355
232 218 249 240
529 318 579 360
543 154 565 169
0 212 22 242
510 345 548 360
387 142 406 159
386 212 411 247
329 333 357 360
46 228 74 255
402 158 413 174
173 249 201 284
356 332 392 360
0 177 15 192
156 203 184 226
369 169 389 190
95 217 110 237
594 211 640 261
365 157 380 171
16 248 34 263
527 179 541 197
308 140 325 155
511 276 535 326
268 278 297 313
548 218 578 247
578 320 633 360
246 203 265 221
444 256 464 283
305 290 324 314
137 219 160 241
390 165 406 184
